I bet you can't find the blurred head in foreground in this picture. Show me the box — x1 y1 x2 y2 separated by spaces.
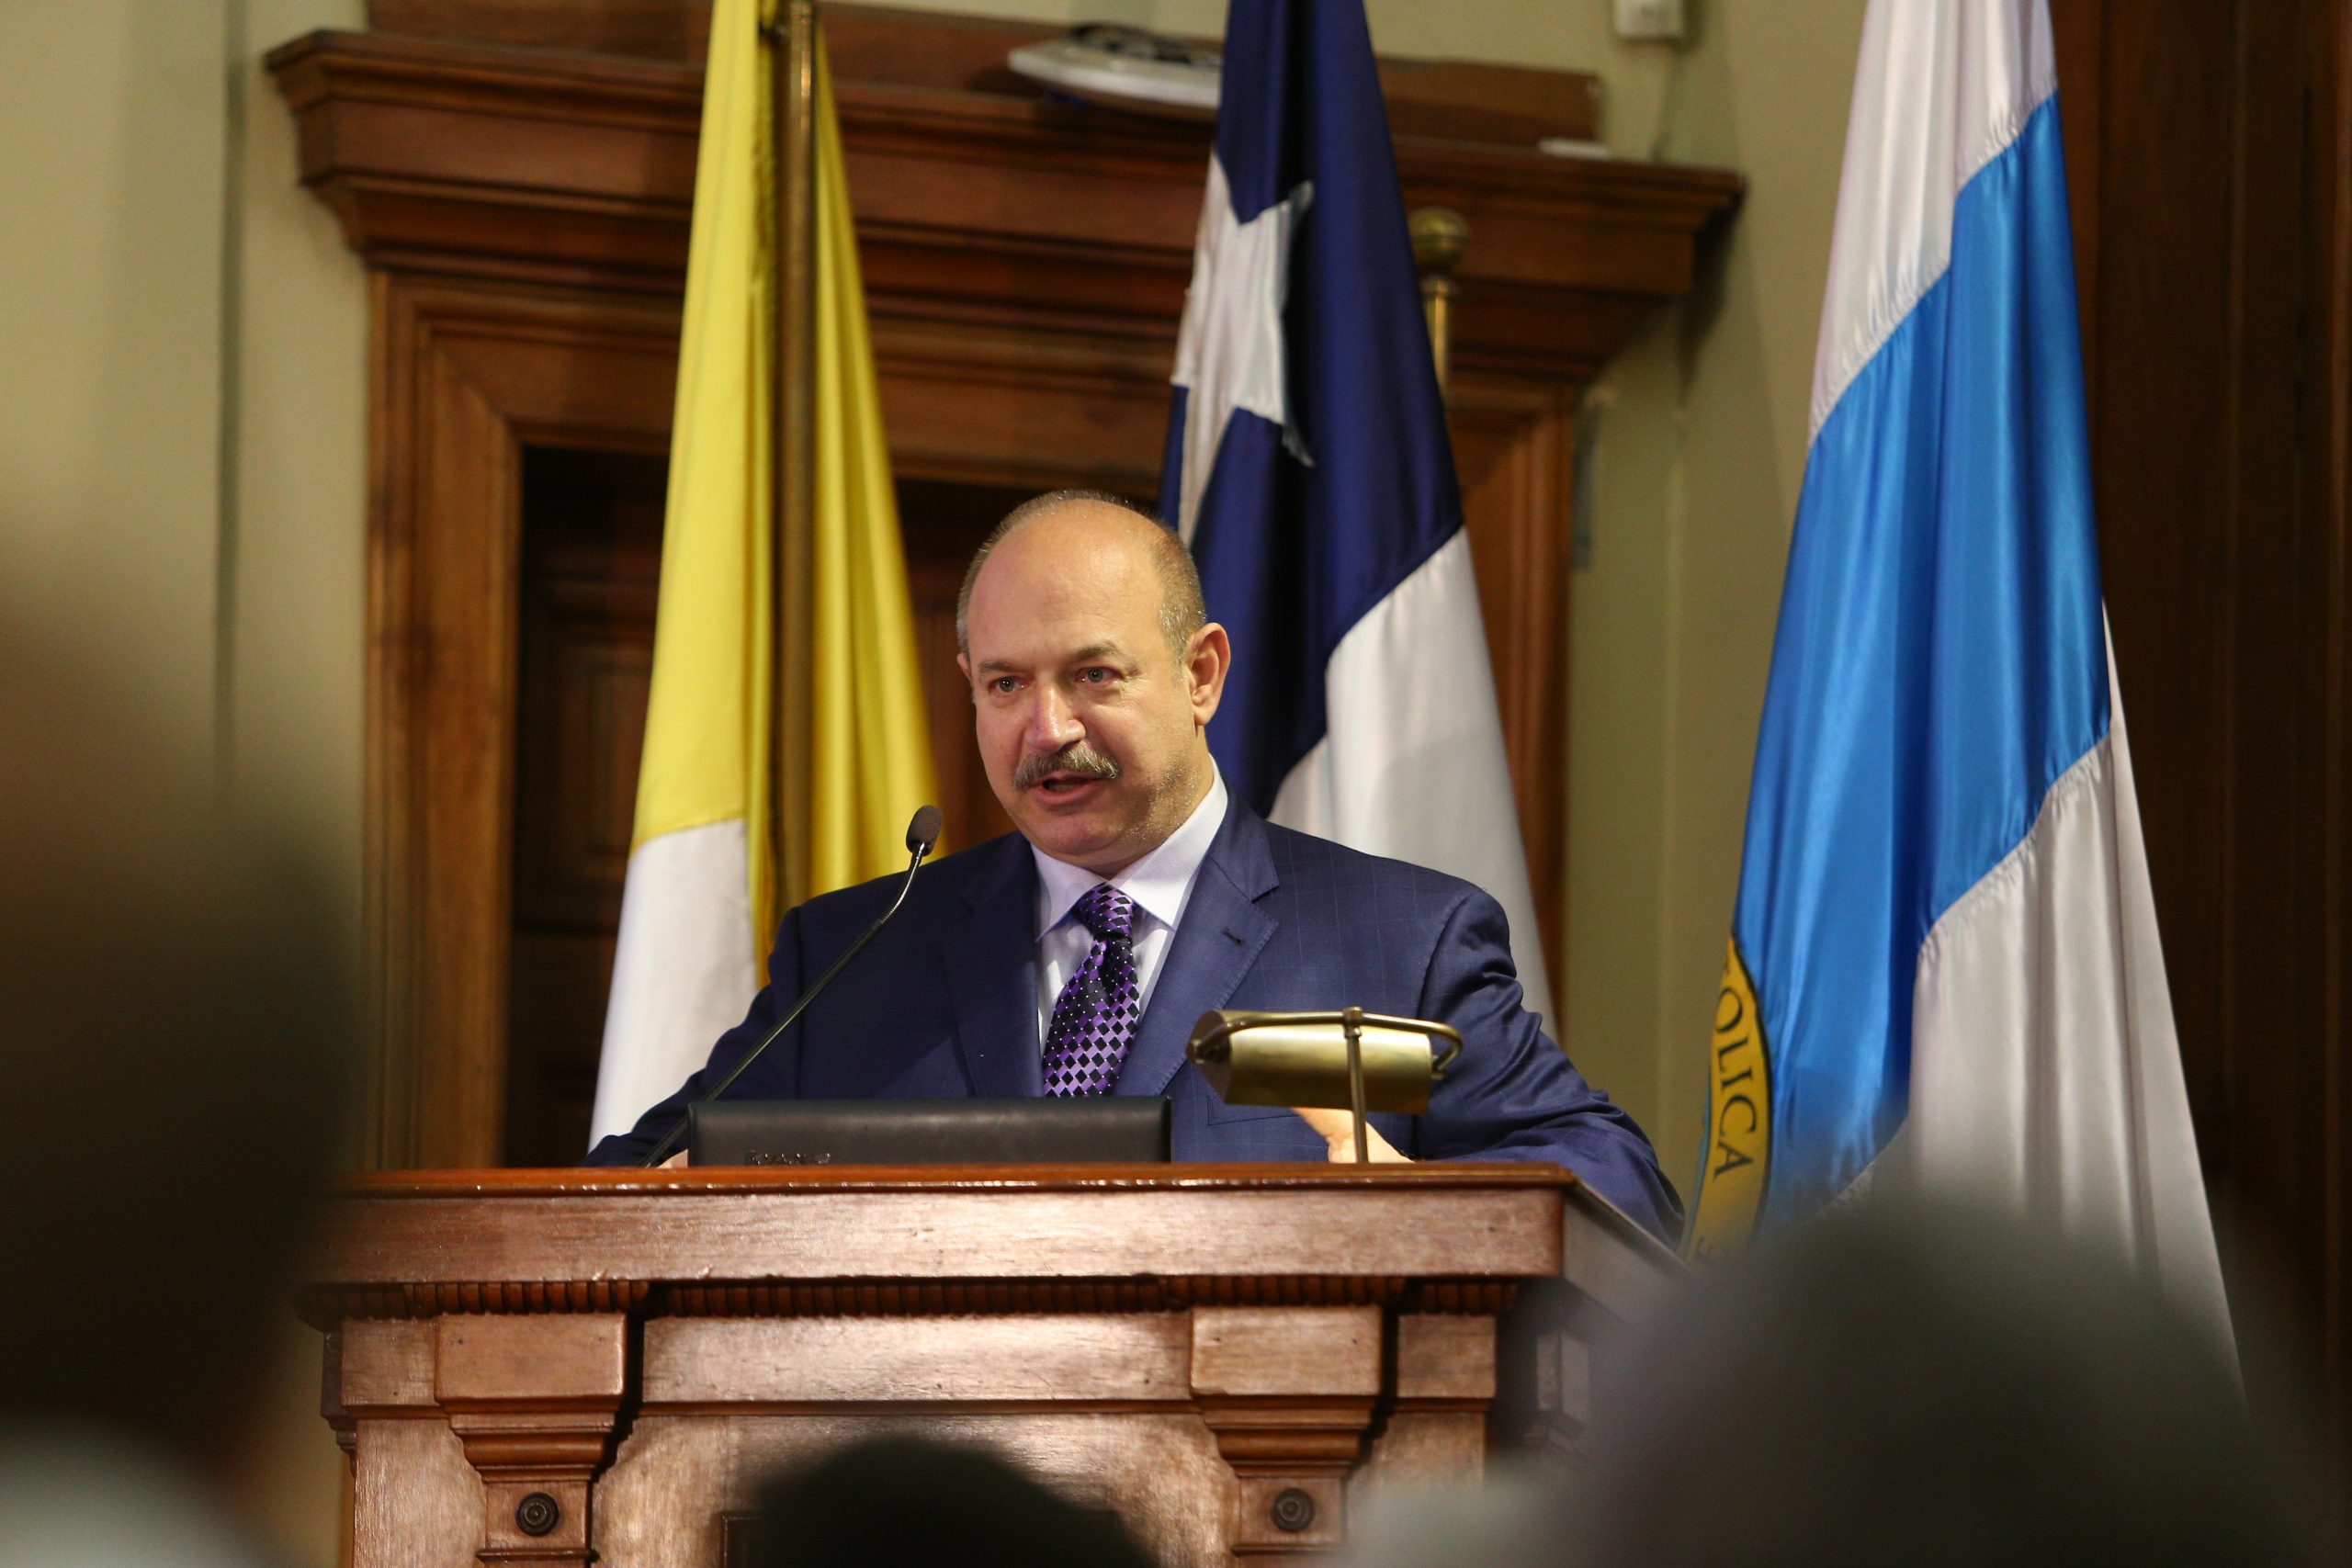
1572 1201 2339 1568
0 639 351 1461
748 1436 1155 1568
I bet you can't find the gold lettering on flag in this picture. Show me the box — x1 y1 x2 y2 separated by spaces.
1688 938 1771 1263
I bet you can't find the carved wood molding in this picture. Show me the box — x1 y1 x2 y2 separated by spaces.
365 0 1613 153
1193 1305 1382 1556
268 27 1739 382
302 1280 655 1327
452 1411 616 1567
333 1314 630 1567
1200 1399 1379 1558
300 1273 1521 1325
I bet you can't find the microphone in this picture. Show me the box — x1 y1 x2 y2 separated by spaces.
904 804 944 858
639 804 944 1168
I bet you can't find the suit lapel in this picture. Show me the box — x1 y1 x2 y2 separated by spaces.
1114 799 1280 1096
943 835 1045 1100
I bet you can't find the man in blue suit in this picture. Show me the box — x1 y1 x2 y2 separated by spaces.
586 492 1679 1241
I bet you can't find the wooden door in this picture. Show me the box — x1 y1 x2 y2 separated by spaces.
2051 0 2352 1438
503 455 1068 1165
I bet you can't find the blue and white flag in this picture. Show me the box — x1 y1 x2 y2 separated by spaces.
1162 0 1553 1022
1691 0 2229 1337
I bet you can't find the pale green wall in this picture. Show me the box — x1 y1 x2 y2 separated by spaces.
1563 1 1867 1198
0 0 365 860
1561 3 1871 1203
885 0 1679 149
231 0 371 882
0 3 230 757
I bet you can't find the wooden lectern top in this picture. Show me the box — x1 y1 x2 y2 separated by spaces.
304 1162 1671 1325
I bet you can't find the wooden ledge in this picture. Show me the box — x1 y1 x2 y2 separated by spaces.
332 1160 1583 1198
300 1160 1679 1329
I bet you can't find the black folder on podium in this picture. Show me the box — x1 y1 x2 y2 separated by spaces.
688 1097 1170 1167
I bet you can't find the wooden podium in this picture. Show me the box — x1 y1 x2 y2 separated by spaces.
301 1165 1676 1566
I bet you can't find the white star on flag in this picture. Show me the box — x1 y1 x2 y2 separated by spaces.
1170 153 1314 540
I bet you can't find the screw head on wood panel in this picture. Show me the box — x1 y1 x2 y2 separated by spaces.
514 1492 561 1537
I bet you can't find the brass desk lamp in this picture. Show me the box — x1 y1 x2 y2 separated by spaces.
1185 1007 1464 1163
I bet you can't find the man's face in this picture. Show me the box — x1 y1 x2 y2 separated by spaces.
957 506 1227 876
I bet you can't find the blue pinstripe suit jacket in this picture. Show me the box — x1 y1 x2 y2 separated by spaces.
585 796 1682 1241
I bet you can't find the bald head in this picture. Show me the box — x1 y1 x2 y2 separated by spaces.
953 488 1230 875
955 490 1206 660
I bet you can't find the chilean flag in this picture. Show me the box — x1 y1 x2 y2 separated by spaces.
1160 0 1554 1022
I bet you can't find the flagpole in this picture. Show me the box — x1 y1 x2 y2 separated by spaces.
1408 205 1466 397
772 0 820 911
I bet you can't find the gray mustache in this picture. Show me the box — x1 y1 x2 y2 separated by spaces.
1015 743 1122 791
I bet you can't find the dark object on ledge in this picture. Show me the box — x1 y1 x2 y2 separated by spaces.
688 1096 1171 1167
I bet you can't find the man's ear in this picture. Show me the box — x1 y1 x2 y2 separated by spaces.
956 651 975 703
1187 623 1231 725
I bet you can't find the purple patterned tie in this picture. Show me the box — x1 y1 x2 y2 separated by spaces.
1042 883 1141 1097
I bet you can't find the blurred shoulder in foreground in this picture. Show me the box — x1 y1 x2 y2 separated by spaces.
746 1436 1157 1568
1570 1200 2344 1568
0 637 354 1568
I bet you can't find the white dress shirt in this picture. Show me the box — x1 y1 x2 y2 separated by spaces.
1033 770 1229 1053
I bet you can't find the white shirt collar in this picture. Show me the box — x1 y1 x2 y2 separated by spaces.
1033 768 1229 938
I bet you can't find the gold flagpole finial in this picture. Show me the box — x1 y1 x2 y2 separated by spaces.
1408 205 1467 398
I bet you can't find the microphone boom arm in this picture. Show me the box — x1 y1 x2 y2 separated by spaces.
638 810 940 1168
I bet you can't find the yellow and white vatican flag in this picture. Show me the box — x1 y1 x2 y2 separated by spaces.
589 2 936 1146
804 38 938 897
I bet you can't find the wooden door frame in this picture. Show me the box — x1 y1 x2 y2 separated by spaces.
368 277 682 1165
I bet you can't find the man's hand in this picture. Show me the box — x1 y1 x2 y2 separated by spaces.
1291 1107 1411 1163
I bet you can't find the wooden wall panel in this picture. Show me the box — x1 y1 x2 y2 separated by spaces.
2052 0 2352 1440
2058 0 2241 1179
1453 381 1578 968
507 448 666 1166
897 477 1026 855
